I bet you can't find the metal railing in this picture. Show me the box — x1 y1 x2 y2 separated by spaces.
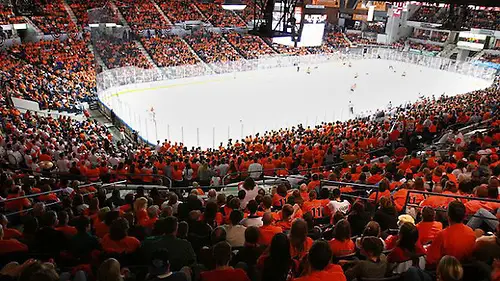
4 180 127 217
0 182 99 204
402 190 500 221
320 179 379 202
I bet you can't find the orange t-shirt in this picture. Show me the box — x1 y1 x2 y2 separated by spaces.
303 200 327 219
328 238 355 257
258 225 283 246
3 228 22 240
0 239 29 254
55 226 78 237
416 221 443 245
101 234 141 254
294 264 346 281
426 223 476 266
290 237 313 259
272 194 287 208
368 190 391 203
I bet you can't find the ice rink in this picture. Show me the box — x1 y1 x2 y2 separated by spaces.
106 59 491 148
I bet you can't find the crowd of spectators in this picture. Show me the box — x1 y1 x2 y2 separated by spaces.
346 33 380 46
0 73 498 281
94 37 153 69
409 5 445 24
29 0 78 34
479 53 500 64
155 0 205 23
184 31 243 63
0 4 25 25
195 3 246 27
466 9 500 31
224 32 275 59
408 42 444 53
235 0 261 23
264 39 311 56
140 35 200 67
66 0 119 27
115 0 171 31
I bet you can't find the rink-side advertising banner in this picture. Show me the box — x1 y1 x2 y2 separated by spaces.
272 5 326 47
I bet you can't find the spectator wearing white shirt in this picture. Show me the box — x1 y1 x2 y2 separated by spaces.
225 209 246 247
239 177 259 209
240 200 263 227
56 152 70 173
327 188 351 215
248 157 263 179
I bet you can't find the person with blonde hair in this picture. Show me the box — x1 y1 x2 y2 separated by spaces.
134 197 149 226
98 258 128 281
437 256 463 281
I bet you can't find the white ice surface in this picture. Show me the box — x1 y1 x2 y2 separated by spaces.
108 59 491 148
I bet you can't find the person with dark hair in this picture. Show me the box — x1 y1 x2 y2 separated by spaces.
373 197 398 232
426 201 476 267
33 210 69 256
146 249 189 281
347 201 370 236
100 217 140 254
328 219 355 257
294 240 346 281
55 210 77 237
140 216 196 271
241 200 262 227
276 204 294 231
231 226 265 280
327 188 350 216
416 206 443 245
240 177 259 209
387 222 426 273
258 233 295 281
70 216 101 262
225 210 246 247
345 236 389 281
289 218 313 259
200 241 250 281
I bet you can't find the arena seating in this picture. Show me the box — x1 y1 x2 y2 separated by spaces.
29 0 78 34
408 42 443 53
0 3 499 281
195 3 246 27
94 37 153 69
0 4 25 25
467 9 500 31
346 33 381 46
140 35 201 67
66 0 119 27
184 31 243 63
224 31 275 59
154 0 205 23
480 53 500 64
115 0 171 31
234 0 261 23
409 5 445 23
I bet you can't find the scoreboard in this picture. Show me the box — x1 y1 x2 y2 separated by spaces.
272 5 327 47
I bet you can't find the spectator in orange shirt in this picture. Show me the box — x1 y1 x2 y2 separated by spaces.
295 240 347 281
464 185 492 215
258 212 283 246
328 219 355 258
289 219 313 259
276 204 294 231
134 197 149 226
426 201 476 267
55 210 77 237
0 214 22 240
101 217 141 254
0 224 28 255
368 179 391 203
273 185 288 208
420 184 450 209
416 206 443 245
307 174 321 192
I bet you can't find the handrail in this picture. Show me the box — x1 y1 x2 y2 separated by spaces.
114 173 172 189
0 182 102 203
320 180 378 190
402 189 500 215
4 181 127 217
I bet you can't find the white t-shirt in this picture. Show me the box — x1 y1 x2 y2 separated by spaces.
240 187 259 209
241 216 263 227
225 225 247 247
327 199 351 215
